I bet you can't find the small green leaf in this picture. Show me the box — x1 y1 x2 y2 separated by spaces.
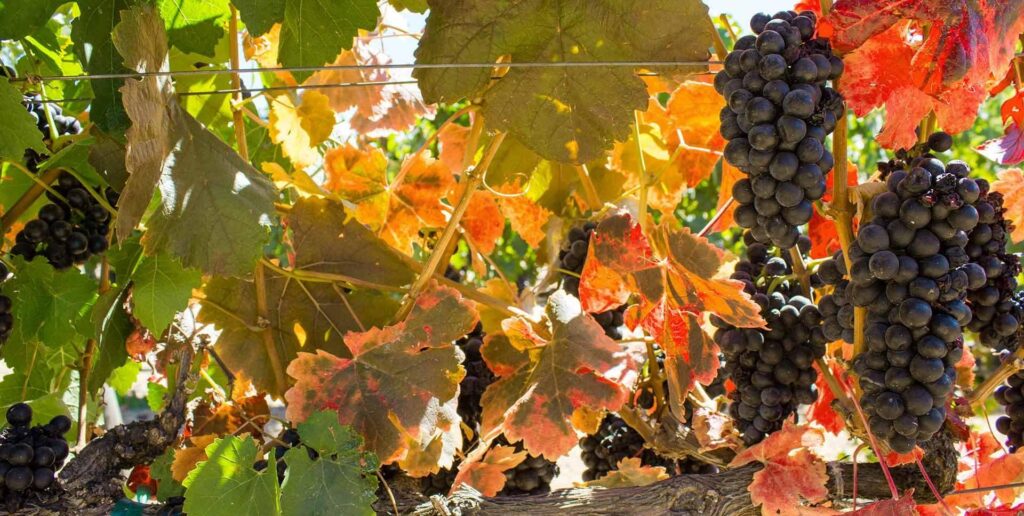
157 0 229 56
0 0 63 40
0 78 46 162
38 137 107 187
146 382 167 412
232 0 283 36
150 448 186 501
108 360 142 395
278 0 380 82
89 289 132 393
183 436 280 516
4 257 96 347
0 341 66 404
72 0 132 133
130 253 201 335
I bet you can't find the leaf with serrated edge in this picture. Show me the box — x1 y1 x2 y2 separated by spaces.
451 444 527 497
284 284 478 463
157 0 229 57
0 79 46 161
415 0 712 163
3 257 96 348
182 436 280 516
233 0 283 36
269 91 335 168
730 422 828 516
172 434 217 483
579 457 668 488
150 449 185 501
131 253 201 336
277 0 380 82
480 291 635 459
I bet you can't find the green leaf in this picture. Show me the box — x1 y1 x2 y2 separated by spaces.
88 289 132 393
388 0 427 13
157 0 229 56
107 234 144 282
150 448 186 501
415 0 713 163
0 341 65 404
278 0 380 82
183 436 280 516
108 360 141 395
233 0 283 36
73 0 132 133
38 137 107 187
4 257 96 347
130 253 201 335
0 0 62 40
281 413 377 515
0 78 46 161
146 381 167 412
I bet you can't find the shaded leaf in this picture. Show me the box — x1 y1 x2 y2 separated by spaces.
157 0 229 56
451 444 526 497
0 78 46 162
480 291 636 459
182 436 280 516
150 449 186 501
278 0 380 82
73 0 133 133
233 0 283 36
89 289 132 393
0 0 63 40
581 457 668 488
730 422 828 516
284 285 478 463
415 0 713 163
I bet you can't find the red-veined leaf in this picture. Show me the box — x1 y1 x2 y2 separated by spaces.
848 490 916 515
730 422 829 516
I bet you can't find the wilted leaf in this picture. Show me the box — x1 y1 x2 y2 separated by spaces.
581 457 669 488
730 422 828 516
125 328 157 360
451 444 527 497
415 0 712 163
480 291 636 459
991 168 1024 243
269 91 335 168
848 490 916 515
284 285 478 463
182 436 280 515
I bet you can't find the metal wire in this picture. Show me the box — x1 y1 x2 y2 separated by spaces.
7 59 720 83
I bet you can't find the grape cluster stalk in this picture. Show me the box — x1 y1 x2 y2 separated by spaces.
819 138 976 453
716 9 845 248
712 235 826 445
0 404 71 505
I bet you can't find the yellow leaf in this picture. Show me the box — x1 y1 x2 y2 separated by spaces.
269 91 335 168
262 162 324 198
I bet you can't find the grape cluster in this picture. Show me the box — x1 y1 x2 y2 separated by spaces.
996 370 1024 452
455 324 493 433
558 223 628 340
497 436 558 495
579 414 715 482
0 404 71 501
716 10 845 248
821 150 977 453
711 239 825 445
10 173 116 270
21 95 82 171
964 183 1022 350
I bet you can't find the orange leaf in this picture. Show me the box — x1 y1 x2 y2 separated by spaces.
191 394 270 439
580 457 669 488
848 490 916 515
945 449 1024 508
437 122 470 173
171 434 217 482
691 406 741 452
992 168 1024 243
730 422 829 516
883 447 923 467
127 465 158 496
707 161 742 234
479 291 636 459
496 187 551 248
284 284 479 463
460 189 504 256
451 444 527 497
269 91 335 168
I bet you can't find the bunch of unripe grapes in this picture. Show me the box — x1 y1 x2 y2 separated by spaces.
717 10 845 249
963 181 1022 350
712 238 825 445
819 142 975 453
0 404 71 499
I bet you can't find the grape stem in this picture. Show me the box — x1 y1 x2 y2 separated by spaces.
968 346 1024 408
788 248 812 297
575 164 603 211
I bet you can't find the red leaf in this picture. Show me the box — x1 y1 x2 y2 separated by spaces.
451 444 527 497
828 2 1024 149
126 328 156 361
945 449 1024 507
730 422 829 515
480 291 636 459
127 465 158 496
460 189 504 256
284 284 479 463
883 447 923 467
1002 91 1024 128
991 168 1024 243
807 361 845 434
978 123 1024 166
848 490 916 515
965 504 1024 516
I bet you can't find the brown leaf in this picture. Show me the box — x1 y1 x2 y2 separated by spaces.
171 434 217 482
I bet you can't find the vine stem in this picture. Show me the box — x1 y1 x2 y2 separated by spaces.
698 196 734 237
0 166 62 235
706 14 729 62
644 341 667 413
229 6 286 391
394 130 507 322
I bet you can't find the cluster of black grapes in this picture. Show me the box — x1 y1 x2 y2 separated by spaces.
0 404 71 500
996 371 1024 452
455 324 492 432
819 143 975 453
717 10 845 249
579 414 716 482
558 223 627 340
963 183 1022 350
21 94 82 171
711 237 826 445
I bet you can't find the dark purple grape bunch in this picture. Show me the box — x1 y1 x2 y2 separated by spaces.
20 94 83 172
716 9 845 249
558 222 627 340
964 180 1022 351
824 148 978 454
455 324 493 433
580 414 716 482
995 370 1024 452
0 403 71 501
496 436 558 495
10 172 118 270
711 237 826 445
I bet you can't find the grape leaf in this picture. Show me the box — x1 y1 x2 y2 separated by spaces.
389 0 427 13
451 444 526 497
0 0 62 40
182 436 280 516
277 0 380 82
150 449 185 501
269 91 335 168
496 185 552 248
157 0 229 57
192 395 269 439
977 123 1024 166
4 257 96 347
0 78 46 162
580 457 668 488
232 0 282 36
284 284 478 462
414 0 713 163
828 2 1024 148
279 411 378 515
945 448 1024 508
461 189 504 255
730 422 829 516
129 252 201 336
578 213 763 416
480 291 636 459
73 0 132 133
991 168 1024 244
691 406 741 452
848 490 916 515
88 289 132 393
173 434 218 482
437 121 469 172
